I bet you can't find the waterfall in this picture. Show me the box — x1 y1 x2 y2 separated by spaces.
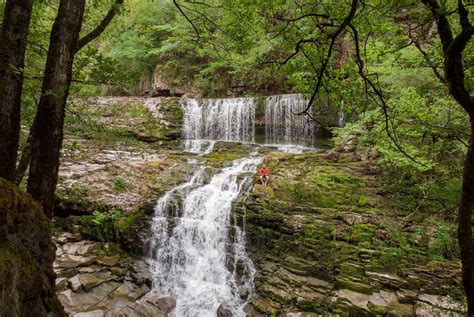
264 94 316 146
338 100 346 128
181 98 256 153
149 156 261 317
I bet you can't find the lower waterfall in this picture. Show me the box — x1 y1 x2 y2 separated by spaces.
148 156 261 317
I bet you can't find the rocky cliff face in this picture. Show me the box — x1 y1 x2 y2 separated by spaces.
0 178 65 317
55 97 466 316
234 151 466 316
57 96 186 216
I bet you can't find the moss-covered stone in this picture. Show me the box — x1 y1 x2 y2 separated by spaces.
239 151 465 315
0 178 66 317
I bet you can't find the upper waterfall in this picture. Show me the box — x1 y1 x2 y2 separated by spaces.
264 94 316 146
182 97 256 143
181 94 319 151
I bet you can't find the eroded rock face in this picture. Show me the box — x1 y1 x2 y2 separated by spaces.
0 178 65 317
234 151 467 316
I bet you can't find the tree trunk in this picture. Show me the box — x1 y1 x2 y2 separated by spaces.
26 0 123 216
459 118 474 314
0 0 33 181
15 135 33 186
27 0 86 217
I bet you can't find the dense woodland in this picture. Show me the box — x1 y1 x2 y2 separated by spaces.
0 0 473 315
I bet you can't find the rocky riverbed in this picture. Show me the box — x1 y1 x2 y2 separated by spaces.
53 229 175 317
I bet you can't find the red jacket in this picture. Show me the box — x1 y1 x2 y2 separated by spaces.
259 167 269 175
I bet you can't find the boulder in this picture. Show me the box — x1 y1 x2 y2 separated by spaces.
107 295 176 317
68 272 115 292
217 304 234 317
58 281 121 313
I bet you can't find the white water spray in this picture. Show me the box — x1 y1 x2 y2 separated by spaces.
149 156 261 317
181 98 256 153
264 94 316 146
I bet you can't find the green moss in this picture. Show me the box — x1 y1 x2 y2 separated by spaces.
302 224 334 241
346 224 376 244
204 151 247 167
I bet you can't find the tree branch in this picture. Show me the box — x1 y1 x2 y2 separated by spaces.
413 40 446 83
75 0 124 53
300 0 360 115
173 0 200 42
423 0 473 114
349 23 427 167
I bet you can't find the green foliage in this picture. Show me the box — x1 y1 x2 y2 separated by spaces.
79 208 145 242
114 177 127 191
429 222 458 260
82 209 124 241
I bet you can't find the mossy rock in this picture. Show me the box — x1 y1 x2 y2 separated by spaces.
0 178 66 316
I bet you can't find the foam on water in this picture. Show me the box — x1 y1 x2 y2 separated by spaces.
181 97 255 153
149 156 261 317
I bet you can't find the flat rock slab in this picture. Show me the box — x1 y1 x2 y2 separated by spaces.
59 281 122 313
69 271 115 292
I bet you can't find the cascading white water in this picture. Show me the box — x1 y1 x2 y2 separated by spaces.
338 100 346 128
264 94 316 146
181 98 256 153
149 156 261 317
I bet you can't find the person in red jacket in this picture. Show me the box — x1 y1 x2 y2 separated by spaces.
259 164 269 186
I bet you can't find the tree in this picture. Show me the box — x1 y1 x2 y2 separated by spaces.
0 0 34 181
27 0 124 217
420 0 474 312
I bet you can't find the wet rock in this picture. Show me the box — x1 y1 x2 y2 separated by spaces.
108 281 149 301
62 240 97 256
56 232 83 244
145 295 177 311
110 266 125 277
54 232 158 315
69 275 83 292
107 295 176 317
129 259 153 288
68 271 115 292
56 254 95 269
56 277 68 292
217 304 234 317
79 266 99 273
